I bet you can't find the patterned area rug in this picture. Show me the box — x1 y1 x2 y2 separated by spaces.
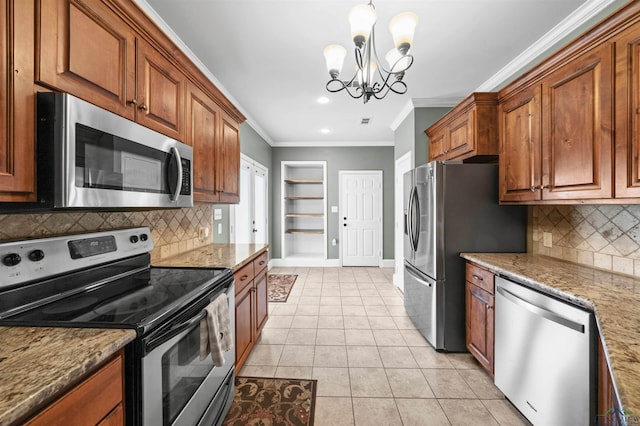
268 274 298 302
223 376 317 426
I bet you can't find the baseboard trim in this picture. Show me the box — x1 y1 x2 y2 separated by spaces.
380 259 395 268
270 258 341 267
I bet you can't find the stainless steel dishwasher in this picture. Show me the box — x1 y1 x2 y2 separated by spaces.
494 276 594 426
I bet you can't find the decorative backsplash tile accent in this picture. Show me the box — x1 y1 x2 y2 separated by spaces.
531 205 640 277
0 205 213 263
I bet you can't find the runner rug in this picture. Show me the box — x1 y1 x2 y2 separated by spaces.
223 376 317 426
267 274 298 303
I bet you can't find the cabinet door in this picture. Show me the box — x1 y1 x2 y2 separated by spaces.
541 43 613 200
216 113 240 203
136 38 185 141
499 85 542 202
465 282 494 375
234 282 254 369
254 268 269 335
0 0 36 201
427 129 447 161
615 26 640 198
186 81 220 202
37 0 136 120
447 110 474 159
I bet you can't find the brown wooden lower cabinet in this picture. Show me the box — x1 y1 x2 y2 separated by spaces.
597 337 625 425
234 250 269 370
26 350 125 426
465 262 496 376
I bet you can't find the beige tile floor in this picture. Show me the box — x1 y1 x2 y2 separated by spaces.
239 267 530 426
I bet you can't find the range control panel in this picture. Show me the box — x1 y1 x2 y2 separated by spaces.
0 227 153 288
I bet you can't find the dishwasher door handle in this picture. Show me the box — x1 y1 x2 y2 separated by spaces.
496 285 585 333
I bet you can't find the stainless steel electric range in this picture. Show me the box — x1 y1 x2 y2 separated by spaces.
0 227 235 426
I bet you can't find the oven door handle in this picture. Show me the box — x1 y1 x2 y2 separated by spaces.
145 310 206 353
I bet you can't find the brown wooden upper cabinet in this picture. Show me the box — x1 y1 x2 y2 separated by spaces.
0 0 37 202
186 82 240 203
216 112 241 203
426 93 498 162
615 25 640 198
37 0 186 142
499 42 614 203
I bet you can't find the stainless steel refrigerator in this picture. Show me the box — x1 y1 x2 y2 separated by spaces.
403 161 526 352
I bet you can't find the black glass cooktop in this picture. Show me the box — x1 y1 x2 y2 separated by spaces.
0 264 232 336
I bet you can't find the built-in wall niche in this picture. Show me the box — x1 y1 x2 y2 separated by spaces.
281 161 327 263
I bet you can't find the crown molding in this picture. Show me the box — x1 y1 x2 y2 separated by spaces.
133 0 274 146
476 0 621 91
389 97 460 131
271 140 394 148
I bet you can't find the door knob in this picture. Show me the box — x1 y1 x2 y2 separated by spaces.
343 223 347 227
344 217 347 220
252 228 258 233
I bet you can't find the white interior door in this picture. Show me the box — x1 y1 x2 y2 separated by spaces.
340 171 382 267
233 155 268 244
394 152 412 292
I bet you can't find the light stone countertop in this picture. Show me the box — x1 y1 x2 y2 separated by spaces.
460 252 640 417
0 327 136 426
153 243 270 271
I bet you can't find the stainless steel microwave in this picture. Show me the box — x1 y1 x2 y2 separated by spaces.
1 92 193 211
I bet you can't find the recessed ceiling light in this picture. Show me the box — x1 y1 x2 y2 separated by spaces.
320 128 330 134
317 96 330 104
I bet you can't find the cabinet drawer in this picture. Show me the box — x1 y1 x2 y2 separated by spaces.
253 251 268 274
26 352 124 426
465 263 495 294
234 262 255 295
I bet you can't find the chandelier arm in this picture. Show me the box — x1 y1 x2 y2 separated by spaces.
325 79 366 100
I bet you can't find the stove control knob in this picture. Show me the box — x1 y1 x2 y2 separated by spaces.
130 235 139 244
3 253 22 267
140 233 148 242
28 249 45 262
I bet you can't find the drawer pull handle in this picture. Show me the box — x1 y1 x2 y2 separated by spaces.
240 274 249 281
472 274 483 281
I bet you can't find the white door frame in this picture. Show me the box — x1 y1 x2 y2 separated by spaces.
230 154 269 244
338 170 383 267
394 152 412 291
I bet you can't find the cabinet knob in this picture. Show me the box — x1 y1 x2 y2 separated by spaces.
127 99 137 106
138 103 149 111
486 304 492 310
240 274 249 281
472 274 483 281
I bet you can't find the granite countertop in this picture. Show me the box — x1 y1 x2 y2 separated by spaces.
461 252 640 417
0 326 136 425
153 243 269 271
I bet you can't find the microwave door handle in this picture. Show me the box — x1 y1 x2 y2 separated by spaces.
169 146 183 202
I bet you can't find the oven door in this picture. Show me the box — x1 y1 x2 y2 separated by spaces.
141 283 235 426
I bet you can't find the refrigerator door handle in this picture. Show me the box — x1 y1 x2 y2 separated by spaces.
411 186 420 251
405 262 433 287
406 186 414 245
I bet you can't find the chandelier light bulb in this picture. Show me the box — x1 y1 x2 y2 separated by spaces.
388 12 418 54
348 4 377 48
385 48 411 73
323 44 347 79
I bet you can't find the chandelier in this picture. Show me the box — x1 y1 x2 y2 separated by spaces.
323 1 418 103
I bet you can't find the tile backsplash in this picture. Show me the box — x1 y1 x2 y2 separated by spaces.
531 204 640 277
0 205 213 263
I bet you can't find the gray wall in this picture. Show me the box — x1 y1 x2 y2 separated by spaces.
394 107 450 165
271 146 395 260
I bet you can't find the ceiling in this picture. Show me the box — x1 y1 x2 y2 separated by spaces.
138 0 622 146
